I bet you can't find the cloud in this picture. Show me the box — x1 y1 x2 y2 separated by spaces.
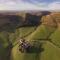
48 2 60 10
0 0 60 11
0 0 48 10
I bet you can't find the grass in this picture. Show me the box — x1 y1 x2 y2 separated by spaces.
41 42 60 60
0 12 60 60
19 26 36 37
0 28 20 60
26 25 56 40
0 26 36 60
0 24 58 60
9 29 20 44
11 40 60 60
50 28 60 47
0 22 59 60
11 44 41 60
11 44 24 60
0 32 9 47
10 24 58 60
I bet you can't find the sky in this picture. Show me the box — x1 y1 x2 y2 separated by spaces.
0 0 60 11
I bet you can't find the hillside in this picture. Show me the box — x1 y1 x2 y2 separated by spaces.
0 11 60 60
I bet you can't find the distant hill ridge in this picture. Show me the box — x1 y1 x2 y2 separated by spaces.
0 11 60 27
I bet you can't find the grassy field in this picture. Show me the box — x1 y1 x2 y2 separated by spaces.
0 12 60 60
11 40 60 60
0 26 36 60
41 42 60 60
10 24 60 60
0 32 9 47
2 24 58 60
1 24 60 60
50 28 60 47
11 44 40 60
26 25 56 40
19 26 36 37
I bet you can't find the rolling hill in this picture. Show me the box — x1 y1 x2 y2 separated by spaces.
0 11 60 60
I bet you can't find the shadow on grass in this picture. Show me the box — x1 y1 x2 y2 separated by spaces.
0 36 13 60
0 42 13 60
26 43 44 53
20 41 44 60
5 42 13 60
